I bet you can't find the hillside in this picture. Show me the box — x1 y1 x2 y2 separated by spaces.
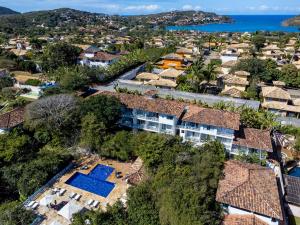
0 8 230 34
129 10 232 26
282 16 300 27
0 6 19 15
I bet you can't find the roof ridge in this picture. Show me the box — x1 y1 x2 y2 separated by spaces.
248 170 282 219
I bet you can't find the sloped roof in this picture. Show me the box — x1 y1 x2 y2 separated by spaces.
261 86 291 100
182 105 240 130
262 101 300 113
262 44 280 51
147 79 177 88
222 214 268 225
224 76 249 86
162 53 184 60
221 88 243 98
136 72 159 80
176 47 193 54
159 68 184 78
222 60 238 68
233 127 273 152
216 160 283 220
96 91 186 118
235 71 250 77
0 107 25 130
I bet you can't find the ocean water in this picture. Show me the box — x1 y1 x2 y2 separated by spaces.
167 15 299 32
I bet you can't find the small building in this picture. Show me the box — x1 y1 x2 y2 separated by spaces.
158 68 184 81
221 60 238 75
220 71 250 97
216 160 283 225
157 53 191 70
78 45 120 68
146 78 177 89
220 48 239 64
136 72 159 83
0 107 25 134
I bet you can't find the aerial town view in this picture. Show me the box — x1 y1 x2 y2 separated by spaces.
1 0 300 225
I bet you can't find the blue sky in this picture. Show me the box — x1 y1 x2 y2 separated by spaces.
1 0 300 15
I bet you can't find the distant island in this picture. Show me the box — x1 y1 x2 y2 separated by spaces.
282 15 300 27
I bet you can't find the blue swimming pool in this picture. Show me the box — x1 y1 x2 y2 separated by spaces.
289 167 300 178
66 164 115 197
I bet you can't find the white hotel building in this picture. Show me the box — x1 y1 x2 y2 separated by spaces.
99 91 273 159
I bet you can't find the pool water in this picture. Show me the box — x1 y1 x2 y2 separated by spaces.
66 164 115 197
289 167 300 178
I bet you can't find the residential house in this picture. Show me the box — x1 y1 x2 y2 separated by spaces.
175 47 194 60
261 85 300 118
220 71 250 97
216 160 283 225
96 91 272 159
221 60 238 75
136 72 159 83
220 48 240 64
157 53 191 70
0 107 25 134
260 45 284 61
158 68 184 81
78 46 120 68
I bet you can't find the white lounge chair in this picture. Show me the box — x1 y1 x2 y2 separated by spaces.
74 194 81 201
31 202 39 210
27 201 35 208
86 199 94 206
92 200 99 208
59 189 66 196
69 192 76 199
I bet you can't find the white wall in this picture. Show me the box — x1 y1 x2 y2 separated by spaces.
228 206 279 225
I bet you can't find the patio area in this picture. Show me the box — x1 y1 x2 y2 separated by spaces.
31 156 134 225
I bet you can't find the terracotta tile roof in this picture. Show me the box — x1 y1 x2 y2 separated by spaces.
221 88 243 98
159 68 184 78
235 71 250 77
222 214 268 225
96 91 186 118
216 160 283 220
136 72 159 80
79 52 120 61
224 75 249 86
222 60 238 68
162 53 184 60
233 128 273 152
182 105 240 130
0 107 25 130
146 79 177 88
261 86 291 100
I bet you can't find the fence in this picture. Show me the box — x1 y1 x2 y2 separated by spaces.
23 162 75 207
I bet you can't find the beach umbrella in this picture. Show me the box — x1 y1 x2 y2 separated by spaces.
58 200 83 221
49 221 63 225
39 195 55 206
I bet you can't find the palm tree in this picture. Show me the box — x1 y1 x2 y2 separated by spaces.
187 58 205 92
202 62 217 93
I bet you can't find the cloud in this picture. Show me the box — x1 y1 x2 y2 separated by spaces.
182 5 193 10
124 4 159 11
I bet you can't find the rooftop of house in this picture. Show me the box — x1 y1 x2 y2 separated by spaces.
146 79 178 88
161 53 184 61
0 107 25 130
181 105 240 131
216 160 283 220
222 60 238 68
284 175 300 206
262 101 300 113
158 68 184 78
222 214 268 225
262 44 280 51
261 86 291 100
221 88 243 98
234 71 250 77
233 128 273 152
80 51 120 61
224 76 249 86
176 47 193 54
136 72 159 81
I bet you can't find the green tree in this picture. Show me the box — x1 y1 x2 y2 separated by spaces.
252 35 266 51
79 113 106 152
0 201 35 225
80 95 121 129
42 42 81 71
280 64 300 87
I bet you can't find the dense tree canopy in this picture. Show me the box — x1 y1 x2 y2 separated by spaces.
41 42 81 71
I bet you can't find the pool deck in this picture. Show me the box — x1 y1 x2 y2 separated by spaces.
34 156 133 225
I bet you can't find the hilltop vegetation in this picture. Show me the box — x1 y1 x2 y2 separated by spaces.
0 6 19 15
